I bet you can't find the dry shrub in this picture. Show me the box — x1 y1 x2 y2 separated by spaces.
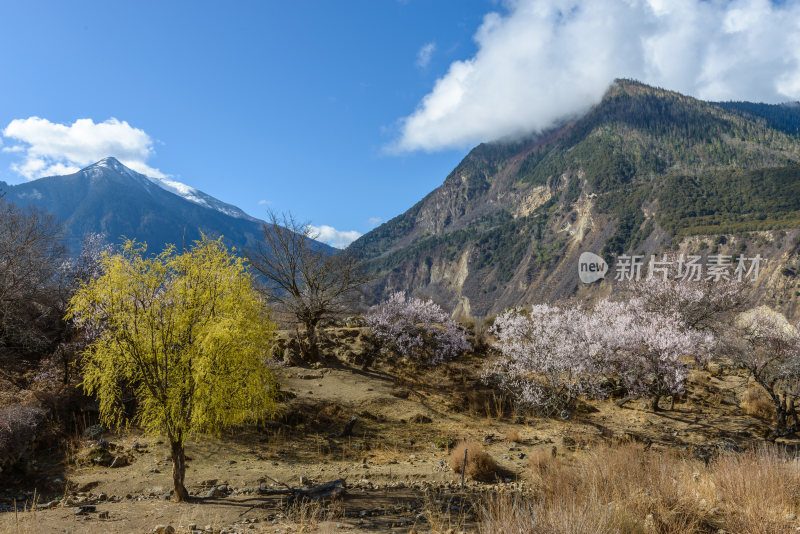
711 445 800 533
505 428 522 443
481 443 800 534
449 440 497 482
741 384 775 421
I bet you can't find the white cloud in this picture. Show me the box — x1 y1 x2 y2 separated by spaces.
258 199 272 205
367 216 384 227
2 117 165 179
393 0 800 152
309 224 362 249
416 42 436 68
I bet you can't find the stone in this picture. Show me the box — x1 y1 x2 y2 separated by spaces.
74 505 96 515
91 451 115 467
152 526 175 534
98 511 110 519
110 455 129 468
204 486 226 498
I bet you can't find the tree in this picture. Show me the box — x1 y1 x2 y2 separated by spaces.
485 304 606 416
67 237 280 501
51 233 113 385
594 298 712 411
485 298 711 414
625 277 748 336
733 306 800 436
366 291 470 366
248 211 367 361
0 198 65 360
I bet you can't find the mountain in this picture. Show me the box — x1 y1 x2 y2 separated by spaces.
351 80 800 319
0 157 334 255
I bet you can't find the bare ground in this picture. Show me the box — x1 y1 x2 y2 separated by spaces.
0 351 789 534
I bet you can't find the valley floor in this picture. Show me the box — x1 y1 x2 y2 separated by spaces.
0 351 792 533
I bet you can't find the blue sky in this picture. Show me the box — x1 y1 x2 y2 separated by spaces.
2 1 800 247
0 0 495 245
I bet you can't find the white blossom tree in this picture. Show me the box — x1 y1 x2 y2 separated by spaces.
594 298 712 411
625 277 748 336
365 292 470 366
733 306 800 435
485 298 712 414
484 304 607 416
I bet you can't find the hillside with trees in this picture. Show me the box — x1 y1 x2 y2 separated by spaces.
350 80 800 318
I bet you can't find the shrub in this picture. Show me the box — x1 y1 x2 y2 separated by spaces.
449 440 497 482
741 384 775 422
504 428 522 443
365 292 470 365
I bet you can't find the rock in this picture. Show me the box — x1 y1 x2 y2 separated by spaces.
299 476 310 486
110 456 129 468
98 511 110 519
204 486 226 498
74 505 96 515
91 451 115 467
391 388 410 399
152 525 175 534
409 414 432 424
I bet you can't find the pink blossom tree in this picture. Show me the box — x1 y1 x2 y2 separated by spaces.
365 292 470 365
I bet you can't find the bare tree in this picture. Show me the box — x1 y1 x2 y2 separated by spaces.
0 198 65 359
248 211 368 361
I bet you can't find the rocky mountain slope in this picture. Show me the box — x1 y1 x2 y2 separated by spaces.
350 80 800 318
0 157 334 255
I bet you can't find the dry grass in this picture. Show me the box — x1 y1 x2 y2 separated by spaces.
449 440 498 483
741 384 775 422
479 443 800 534
504 428 523 443
284 499 342 534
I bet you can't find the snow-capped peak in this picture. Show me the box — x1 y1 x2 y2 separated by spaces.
83 157 258 222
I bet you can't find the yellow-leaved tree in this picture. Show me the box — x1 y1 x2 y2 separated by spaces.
66 237 280 501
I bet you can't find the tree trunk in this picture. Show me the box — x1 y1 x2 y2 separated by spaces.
304 321 319 361
650 395 661 412
773 393 792 430
171 440 189 502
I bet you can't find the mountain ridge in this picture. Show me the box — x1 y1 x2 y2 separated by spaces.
351 80 800 319
0 158 335 256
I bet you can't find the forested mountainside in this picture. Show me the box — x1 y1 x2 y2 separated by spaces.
350 80 800 318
